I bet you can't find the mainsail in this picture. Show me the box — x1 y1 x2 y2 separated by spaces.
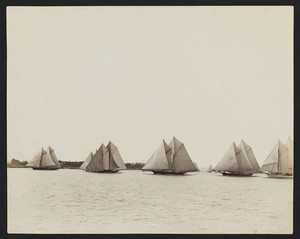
106 141 127 170
48 146 61 168
142 140 171 171
285 137 293 175
169 137 198 173
142 137 198 173
240 140 260 172
260 140 291 175
214 143 239 172
80 152 94 170
26 147 56 168
86 144 109 172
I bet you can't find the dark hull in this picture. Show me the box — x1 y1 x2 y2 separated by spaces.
32 167 60 170
267 173 293 179
152 171 186 175
86 170 120 173
222 172 253 177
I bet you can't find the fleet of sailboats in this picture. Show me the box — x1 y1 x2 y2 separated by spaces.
142 137 199 175
260 138 293 178
26 146 61 170
23 137 293 179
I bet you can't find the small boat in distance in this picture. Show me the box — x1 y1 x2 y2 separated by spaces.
208 164 213 172
142 137 199 175
85 141 127 173
260 139 293 179
214 140 258 176
27 146 61 170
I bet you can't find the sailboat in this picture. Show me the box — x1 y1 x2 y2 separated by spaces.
142 137 199 175
260 139 293 178
80 152 94 170
27 146 61 170
214 141 255 176
85 141 127 173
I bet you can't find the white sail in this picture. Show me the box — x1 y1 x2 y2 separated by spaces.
214 142 239 172
208 164 213 172
278 140 289 174
169 137 198 173
285 137 293 175
236 143 253 173
106 141 127 170
40 148 56 167
237 141 255 174
102 145 110 170
142 140 171 171
80 152 94 170
86 145 107 172
48 146 61 168
260 142 279 173
27 148 44 167
240 140 260 171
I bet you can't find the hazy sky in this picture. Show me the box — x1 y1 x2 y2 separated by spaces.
7 6 293 167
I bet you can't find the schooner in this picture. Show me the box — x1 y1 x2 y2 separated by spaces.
214 140 260 176
260 138 293 178
26 146 61 170
142 137 199 175
84 141 127 173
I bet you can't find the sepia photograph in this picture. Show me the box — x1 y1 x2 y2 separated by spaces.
7 6 293 234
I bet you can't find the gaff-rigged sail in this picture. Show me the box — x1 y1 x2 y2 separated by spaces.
106 141 127 170
240 140 260 172
86 144 108 172
285 138 293 175
278 141 289 174
169 137 198 173
48 146 61 168
214 143 239 172
237 141 257 173
142 140 171 171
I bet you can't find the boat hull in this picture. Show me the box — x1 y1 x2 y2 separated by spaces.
152 171 186 175
86 170 120 173
221 172 253 177
267 174 293 179
32 167 60 170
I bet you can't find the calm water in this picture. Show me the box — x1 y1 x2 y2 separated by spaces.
7 168 293 234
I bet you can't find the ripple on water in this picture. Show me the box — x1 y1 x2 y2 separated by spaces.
7 169 293 233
